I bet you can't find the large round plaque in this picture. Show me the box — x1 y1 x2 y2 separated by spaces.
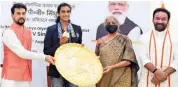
54 43 103 86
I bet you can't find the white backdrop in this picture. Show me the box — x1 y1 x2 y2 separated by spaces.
0 1 150 87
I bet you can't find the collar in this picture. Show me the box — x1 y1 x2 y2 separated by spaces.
153 29 167 38
11 22 24 30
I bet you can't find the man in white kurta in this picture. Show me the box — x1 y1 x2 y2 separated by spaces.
138 8 178 87
0 3 55 87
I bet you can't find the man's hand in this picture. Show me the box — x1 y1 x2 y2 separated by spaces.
45 55 55 65
154 69 167 82
164 67 176 76
151 76 160 85
59 36 68 45
103 65 114 74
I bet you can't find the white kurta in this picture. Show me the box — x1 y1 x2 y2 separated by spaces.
0 28 46 87
138 29 178 87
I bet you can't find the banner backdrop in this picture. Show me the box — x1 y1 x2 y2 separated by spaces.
0 1 150 87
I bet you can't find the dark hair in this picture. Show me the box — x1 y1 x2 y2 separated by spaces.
56 3 72 23
153 8 171 20
11 3 27 14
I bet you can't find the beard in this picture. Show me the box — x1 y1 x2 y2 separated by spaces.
110 10 127 25
154 23 167 32
15 18 25 26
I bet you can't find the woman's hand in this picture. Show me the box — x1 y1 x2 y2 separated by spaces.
103 65 114 74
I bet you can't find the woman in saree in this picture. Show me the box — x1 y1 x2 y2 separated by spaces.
95 16 139 87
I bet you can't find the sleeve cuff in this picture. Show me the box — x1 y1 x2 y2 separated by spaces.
143 58 151 66
39 54 46 61
170 64 177 71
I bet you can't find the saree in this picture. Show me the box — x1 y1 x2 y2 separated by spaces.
95 34 139 87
